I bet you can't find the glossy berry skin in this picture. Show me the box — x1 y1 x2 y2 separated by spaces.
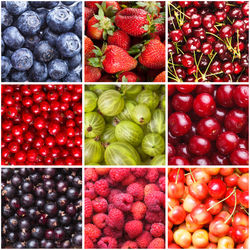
202 14 216 29
181 53 194 68
224 109 247 133
188 135 211 156
197 117 221 140
219 25 234 38
190 14 202 27
168 112 191 137
201 43 212 55
171 93 193 113
193 93 216 117
216 132 239 155
230 149 249 165
208 179 227 199
170 29 183 42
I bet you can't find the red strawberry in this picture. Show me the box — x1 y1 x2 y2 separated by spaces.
108 30 131 50
106 1 121 12
86 1 102 13
139 39 165 69
115 8 150 37
118 72 140 82
103 45 137 73
98 75 114 82
153 71 166 82
85 36 95 62
85 7 94 24
85 65 102 82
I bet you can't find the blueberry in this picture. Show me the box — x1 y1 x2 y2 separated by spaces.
43 28 58 47
5 49 14 58
37 8 49 28
70 2 82 18
6 1 28 16
34 40 56 62
11 70 28 82
17 11 41 36
29 61 48 81
1 7 13 29
45 1 59 9
56 32 81 58
63 1 75 6
1 39 5 53
48 59 68 80
74 16 82 38
46 6 75 33
29 2 46 8
64 71 81 82
2 56 12 78
68 53 81 69
11 48 33 71
3 26 25 50
24 35 41 51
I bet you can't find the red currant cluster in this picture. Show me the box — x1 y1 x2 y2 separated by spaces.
168 168 249 249
168 84 249 165
1 85 82 165
168 1 249 82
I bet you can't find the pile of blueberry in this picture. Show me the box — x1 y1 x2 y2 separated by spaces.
2 168 82 248
1 1 82 82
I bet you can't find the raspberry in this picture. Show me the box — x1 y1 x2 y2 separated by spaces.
145 168 159 183
131 168 147 177
144 184 160 196
144 191 165 212
158 168 165 174
145 210 165 224
85 235 94 249
148 238 165 249
125 220 143 239
136 231 153 248
122 173 136 186
85 182 97 200
93 213 107 229
85 197 93 218
121 240 138 249
107 208 124 230
113 193 133 211
95 168 111 175
85 168 98 182
109 168 130 182
92 197 108 213
158 176 165 192
85 223 101 242
97 236 117 248
150 223 165 237
94 179 110 197
127 183 144 201
103 226 123 239
131 201 147 220
108 189 122 204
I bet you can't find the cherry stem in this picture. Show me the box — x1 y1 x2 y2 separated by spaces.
175 168 180 184
224 192 237 224
168 5 177 30
168 203 173 211
189 168 196 183
207 187 236 212
169 3 190 19
240 205 249 216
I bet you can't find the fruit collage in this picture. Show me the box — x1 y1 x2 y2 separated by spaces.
1 0 250 249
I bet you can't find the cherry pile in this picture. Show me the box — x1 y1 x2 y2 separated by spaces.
168 167 249 249
2 168 82 248
168 84 249 165
168 1 249 82
1 85 82 165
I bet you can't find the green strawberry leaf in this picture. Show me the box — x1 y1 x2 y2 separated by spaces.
103 30 107 40
142 24 149 31
128 44 144 55
122 76 128 82
92 46 103 57
153 17 165 24
88 57 102 68
107 30 114 36
97 4 105 19
92 23 101 28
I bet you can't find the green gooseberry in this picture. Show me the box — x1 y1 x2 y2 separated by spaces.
85 139 104 164
85 112 105 138
142 133 165 157
85 91 98 112
121 85 142 98
88 85 115 96
116 100 137 121
100 124 117 144
147 109 165 134
151 154 166 165
136 90 160 110
132 104 151 125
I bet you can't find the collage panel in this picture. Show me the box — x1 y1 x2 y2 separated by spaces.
84 84 166 166
1 84 82 166
168 1 249 82
1 167 82 248
168 84 249 166
168 167 249 249
84 167 166 248
1 1 82 82
84 1 166 82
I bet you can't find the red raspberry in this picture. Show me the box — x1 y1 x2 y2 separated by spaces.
94 179 110 197
148 238 165 248
121 173 136 186
144 183 160 196
158 176 165 192
85 197 93 218
97 236 117 248
93 213 107 229
103 226 123 238
131 168 147 177
92 197 108 213
144 191 165 212
145 168 159 182
85 235 94 249
150 223 165 237
131 201 147 220
127 182 144 201
136 231 153 248
125 220 143 239
85 168 98 182
85 182 97 200
107 208 124 230
85 223 101 242
108 189 122 204
121 240 138 249
145 210 165 224
109 168 130 182
113 193 133 211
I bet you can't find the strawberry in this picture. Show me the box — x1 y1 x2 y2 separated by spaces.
136 1 161 17
115 8 150 37
85 7 94 25
153 71 166 82
85 65 102 82
88 45 137 74
108 30 131 50
85 36 95 62
98 75 114 82
86 1 102 13
139 39 165 69
118 72 140 82
87 6 115 40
